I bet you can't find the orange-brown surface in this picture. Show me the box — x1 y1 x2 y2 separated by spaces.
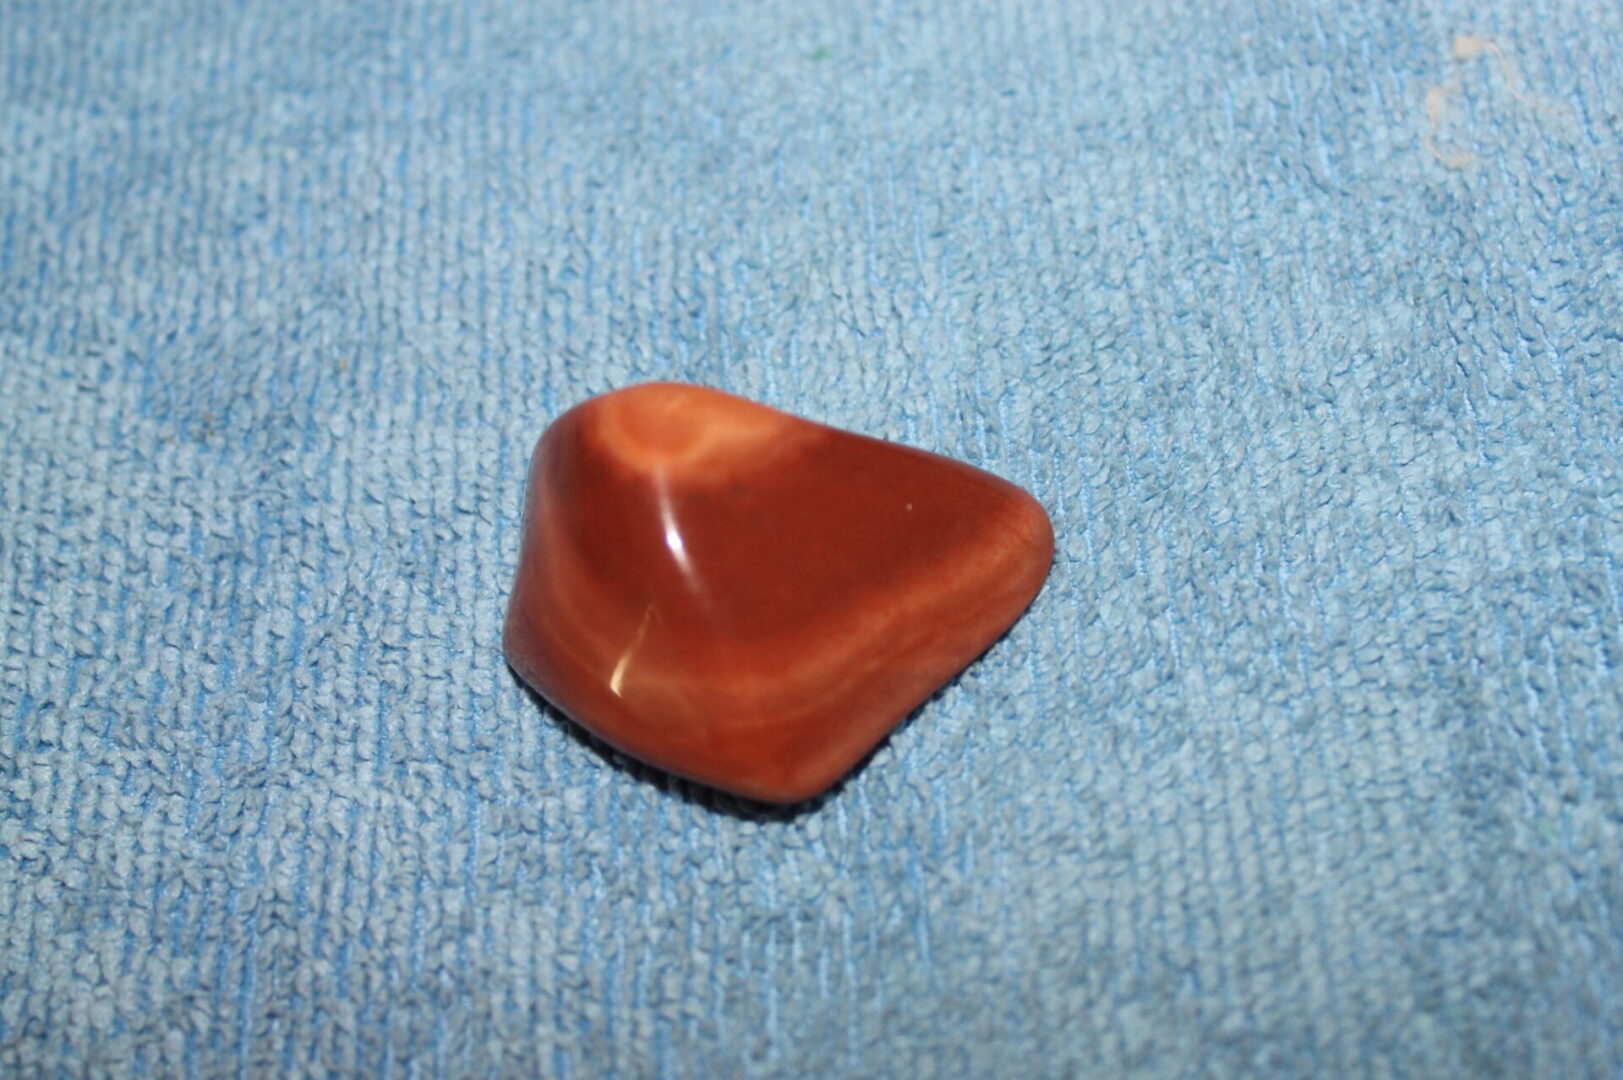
504 384 1053 803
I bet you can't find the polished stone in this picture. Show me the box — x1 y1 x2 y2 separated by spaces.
503 383 1053 803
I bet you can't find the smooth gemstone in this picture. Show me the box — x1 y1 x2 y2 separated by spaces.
503 383 1054 804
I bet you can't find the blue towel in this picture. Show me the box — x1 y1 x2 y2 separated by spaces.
4 1 1620 1075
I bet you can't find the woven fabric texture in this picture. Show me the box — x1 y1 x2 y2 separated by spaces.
4 1 1622 1076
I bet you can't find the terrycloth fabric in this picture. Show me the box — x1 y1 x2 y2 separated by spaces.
4 1 1621 1076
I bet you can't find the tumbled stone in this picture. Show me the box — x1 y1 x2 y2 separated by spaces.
504 383 1053 803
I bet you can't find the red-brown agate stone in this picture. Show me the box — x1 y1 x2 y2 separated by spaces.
503 383 1053 803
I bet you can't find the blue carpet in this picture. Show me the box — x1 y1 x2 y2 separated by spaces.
4 1 1622 1076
